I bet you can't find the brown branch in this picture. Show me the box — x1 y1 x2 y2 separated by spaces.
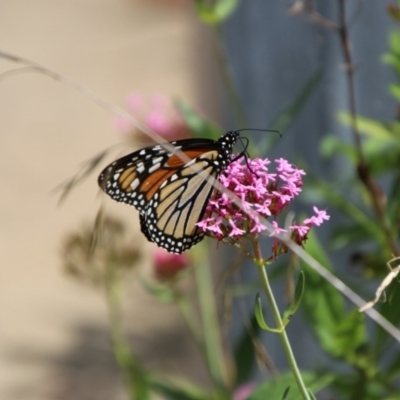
337 0 399 257
289 1 339 31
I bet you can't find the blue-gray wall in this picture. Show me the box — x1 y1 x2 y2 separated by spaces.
220 0 396 377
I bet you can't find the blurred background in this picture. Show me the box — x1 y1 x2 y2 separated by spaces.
0 1 398 399
0 1 215 399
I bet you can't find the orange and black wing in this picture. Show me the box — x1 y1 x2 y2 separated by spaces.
98 138 215 215
98 131 240 253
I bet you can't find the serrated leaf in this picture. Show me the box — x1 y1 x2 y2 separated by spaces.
175 98 221 140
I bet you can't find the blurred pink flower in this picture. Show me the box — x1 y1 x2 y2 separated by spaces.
197 156 329 257
126 93 144 111
113 92 190 141
153 248 190 280
233 382 256 400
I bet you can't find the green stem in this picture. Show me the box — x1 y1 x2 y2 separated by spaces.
252 239 310 400
175 294 206 355
194 261 229 390
106 280 149 400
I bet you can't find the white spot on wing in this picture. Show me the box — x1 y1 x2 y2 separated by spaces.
136 163 145 173
149 163 161 173
130 178 140 190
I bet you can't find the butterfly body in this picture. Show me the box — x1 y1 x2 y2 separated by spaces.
98 131 240 253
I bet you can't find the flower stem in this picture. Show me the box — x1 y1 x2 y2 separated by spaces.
106 280 149 400
194 260 229 390
175 294 207 357
252 239 310 400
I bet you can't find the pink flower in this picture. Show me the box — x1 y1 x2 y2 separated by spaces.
126 93 144 111
113 92 190 141
153 249 190 280
197 156 329 258
303 206 330 226
233 382 256 400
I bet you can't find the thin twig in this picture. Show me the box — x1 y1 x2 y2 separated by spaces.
359 257 400 312
289 1 338 30
336 0 399 257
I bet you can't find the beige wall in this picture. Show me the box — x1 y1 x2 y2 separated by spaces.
0 1 220 398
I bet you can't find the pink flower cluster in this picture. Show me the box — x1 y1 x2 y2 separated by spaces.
113 93 189 141
197 156 329 255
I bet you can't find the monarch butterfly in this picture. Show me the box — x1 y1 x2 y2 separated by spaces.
98 130 241 253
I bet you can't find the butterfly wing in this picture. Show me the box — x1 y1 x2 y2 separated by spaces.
98 138 215 215
139 151 221 253
98 131 240 253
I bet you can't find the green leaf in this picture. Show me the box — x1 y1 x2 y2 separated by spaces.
213 0 239 21
366 144 400 175
320 135 357 163
254 293 281 332
387 342 400 381
281 386 290 400
330 224 372 250
331 309 368 366
299 230 347 356
248 371 333 400
389 83 400 101
175 98 222 140
338 112 395 143
389 30 400 55
149 375 210 400
374 276 400 355
382 53 400 73
195 0 239 24
282 271 305 325
387 174 400 221
233 313 261 386
140 279 176 303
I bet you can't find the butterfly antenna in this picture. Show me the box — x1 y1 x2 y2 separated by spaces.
230 136 260 177
235 128 282 138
